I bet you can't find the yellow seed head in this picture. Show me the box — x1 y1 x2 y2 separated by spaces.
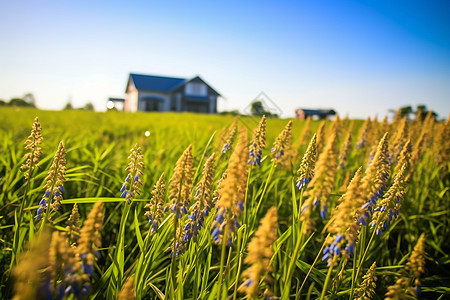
239 207 278 299
301 131 338 226
315 121 326 155
249 115 266 166
390 117 409 164
356 117 371 149
66 203 81 244
168 145 194 216
327 167 362 246
338 130 353 170
406 233 426 288
394 139 411 177
298 116 312 146
13 230 51 300
77 202 104 273
296 134 317 191
144 172 166 233
122 144 145 203
355 261 377 300
21 117 43 179
271 120 292 162
212 128 248 244
358 133 390 218
119 275 136 300
220 117 239 154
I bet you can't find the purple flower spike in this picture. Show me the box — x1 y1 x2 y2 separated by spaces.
334 235 344 243
320 206 327 220
45 190 50 197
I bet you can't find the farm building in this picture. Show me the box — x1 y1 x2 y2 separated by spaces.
295 108 337 120
124 73 220 113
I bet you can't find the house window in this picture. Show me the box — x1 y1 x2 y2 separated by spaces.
185 82 207 96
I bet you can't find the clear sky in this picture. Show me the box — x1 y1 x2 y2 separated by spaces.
1 0 449 119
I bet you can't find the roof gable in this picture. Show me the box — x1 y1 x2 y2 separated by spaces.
182 76 221 96
127 73 186 93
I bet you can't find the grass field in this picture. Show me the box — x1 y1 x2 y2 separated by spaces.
0 107 449 300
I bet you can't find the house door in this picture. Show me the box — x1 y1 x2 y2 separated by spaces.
145 100 159 111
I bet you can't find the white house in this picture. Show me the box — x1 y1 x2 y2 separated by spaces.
124 73 220 113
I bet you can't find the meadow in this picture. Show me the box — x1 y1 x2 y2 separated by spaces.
0 107 449 300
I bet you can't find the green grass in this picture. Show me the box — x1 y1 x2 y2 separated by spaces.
0 107 449 299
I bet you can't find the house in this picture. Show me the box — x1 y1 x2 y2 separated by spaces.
124 73 220 113
295 108 336 120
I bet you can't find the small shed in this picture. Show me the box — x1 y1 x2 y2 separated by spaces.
295 108 336 120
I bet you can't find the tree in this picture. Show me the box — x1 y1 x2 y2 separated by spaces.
9 98 34 107
251 101 268 116
23 93 36 107
63 102 73 110
83 102 95 111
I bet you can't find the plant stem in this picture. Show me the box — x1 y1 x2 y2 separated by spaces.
320 265 334 300
350 228 377 298
170 213 178 298
217 224 229 300
252 162 275 228
298 233 330 297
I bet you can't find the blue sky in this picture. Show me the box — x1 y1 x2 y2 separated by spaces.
0 0 449 118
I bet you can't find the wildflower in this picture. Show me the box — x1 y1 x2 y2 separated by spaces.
390 117 409 164
167 145 194 219
20 117 43 179
392 108 403 126
77 202 104 277
338 129 352 170
315 121 326 155
239 207 277 299
385 234 426 299
165 222 190 257
221 117 238 153
49 231 89 299
301 131 338 232
393 139 411 177
271 120 292 162
324 168 362 266
120 144 144 204
408 131 426 181
166 145 194 256
119 275 136 300
12 230 51 300
357 133 390 226
212 128 248 246
66 203 81 244
36 141 66 220
405 233 426 297
356 117 371 149
248 115 266 166
297 116 311 147
144 173 166 233
435 116 450 172
184 153 215 243
296 134 317 191
354 262 377 300
212 171 227 208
